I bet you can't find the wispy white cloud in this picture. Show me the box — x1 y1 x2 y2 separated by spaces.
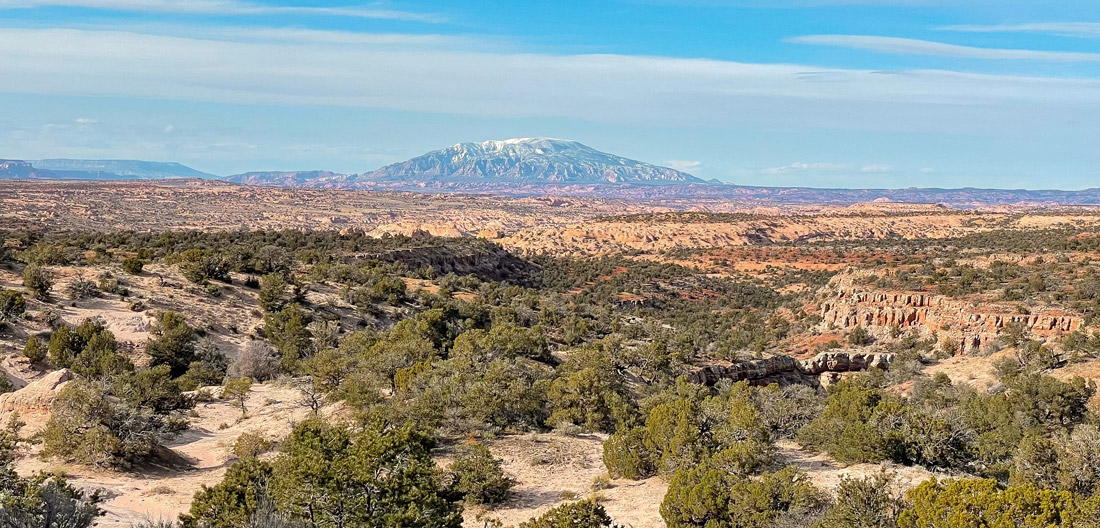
642 0 1014 7
788 34 1100 62
666 159 703 172
0 0 443 22
757 162 895 175
939 22 1100 39
1 27 1099 136
761 162 852 174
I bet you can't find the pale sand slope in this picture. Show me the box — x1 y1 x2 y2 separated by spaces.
15 383 313 527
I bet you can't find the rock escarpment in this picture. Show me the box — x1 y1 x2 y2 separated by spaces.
820 282 1083 353
687 352 894 386
363 240 537 283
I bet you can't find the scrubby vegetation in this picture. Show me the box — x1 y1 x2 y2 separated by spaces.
0 222 1099 527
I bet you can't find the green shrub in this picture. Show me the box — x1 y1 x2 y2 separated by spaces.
263 304 312 373
0 289 25 322
661 465 826 528
546 347 636 433
446 443 515 506
146 311 197 377
175 249 232 284
797 381 904 464
258 273 291 313
818 473 902 528
232 432 273 460
176 340 229 391
517 499 618 528
898 478 1083 528
222 378 253 415
19 243 69 265
122 257 145 275
847 326 873 346
607 380 772 480
603 427 653 480
47 319 132 378
181 457 273 528
22 264 53 299
42 379 186 468
23 335 45 362
0 467 102 527
270 418 461 528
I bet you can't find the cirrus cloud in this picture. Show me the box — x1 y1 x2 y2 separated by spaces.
0 27 1099 137
0 0 444 22
938 22 1100 39
788 34 1100 62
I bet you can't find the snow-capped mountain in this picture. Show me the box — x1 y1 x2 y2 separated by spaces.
355 138 704 185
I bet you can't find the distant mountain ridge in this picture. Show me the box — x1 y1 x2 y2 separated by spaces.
0 160 54 179
225 170 349 187
4 138 1100 206
31 159 217 180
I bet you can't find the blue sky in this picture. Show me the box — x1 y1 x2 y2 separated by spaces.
1 0 1098 189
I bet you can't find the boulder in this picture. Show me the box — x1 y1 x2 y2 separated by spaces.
0 369 74 429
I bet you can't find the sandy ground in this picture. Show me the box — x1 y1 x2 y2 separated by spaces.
454 435 942 528
924 351 1005 392
15 382 313 527
775 440 936 494
445 433 667 528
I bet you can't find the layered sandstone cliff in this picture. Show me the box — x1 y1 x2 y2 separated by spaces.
818 277 1083 353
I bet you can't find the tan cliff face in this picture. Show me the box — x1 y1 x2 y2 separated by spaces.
818 276 1084 353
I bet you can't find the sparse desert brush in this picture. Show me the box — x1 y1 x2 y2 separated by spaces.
23 335 46 362
97 274 127 295
446 443 515 506
229 341 281 381
143 485 175 496
0 292 25 332
222 377 253 417
231 431 273 459
22 264 53 300
122 257 145 275
65 277 99 300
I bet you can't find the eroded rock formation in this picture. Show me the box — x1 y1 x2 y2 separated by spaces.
687 351 894 386
0 369 74 430
819 282 1083 353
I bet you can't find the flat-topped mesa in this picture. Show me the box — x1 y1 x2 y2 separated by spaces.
819 284 1084 353
686 352 894 386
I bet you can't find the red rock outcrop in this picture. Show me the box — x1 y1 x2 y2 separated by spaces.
819 281 1083 353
